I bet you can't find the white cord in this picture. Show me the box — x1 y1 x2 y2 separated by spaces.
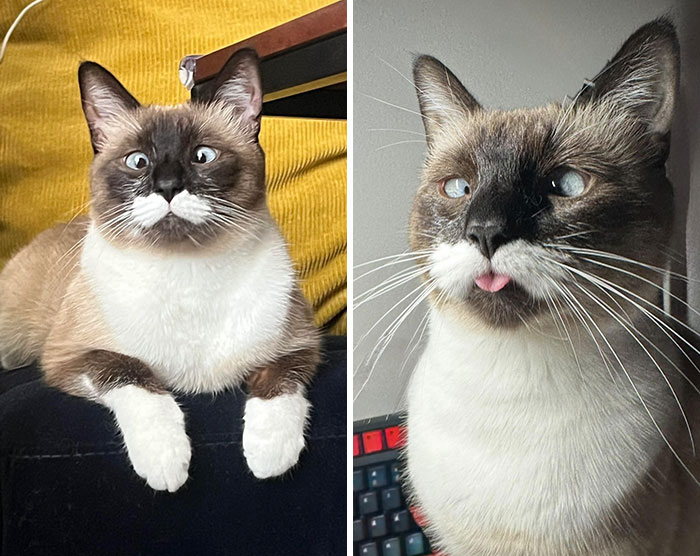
0 0 46 65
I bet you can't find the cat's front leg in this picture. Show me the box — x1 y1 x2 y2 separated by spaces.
44 349 191 492
243 348 318 479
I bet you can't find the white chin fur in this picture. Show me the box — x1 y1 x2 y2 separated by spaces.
428 239 568 300
130 191 211 227
170 190 211 224
243 388 310 479
131 193 169 227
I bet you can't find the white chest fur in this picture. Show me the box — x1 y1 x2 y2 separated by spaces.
407 308 675 553
80 225 294 393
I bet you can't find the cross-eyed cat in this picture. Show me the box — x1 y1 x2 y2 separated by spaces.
0 49 320 492
405 18 700 555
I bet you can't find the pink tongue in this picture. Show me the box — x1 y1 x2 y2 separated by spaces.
475 272 511 293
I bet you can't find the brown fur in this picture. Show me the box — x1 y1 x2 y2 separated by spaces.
247 288 321 398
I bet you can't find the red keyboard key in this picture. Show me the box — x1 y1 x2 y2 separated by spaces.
353 434 361 457
362 430 384 454
384 425 406 449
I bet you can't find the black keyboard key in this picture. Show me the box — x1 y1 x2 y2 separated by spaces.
353 518 366 542
405 532 426 556
354 469 366 492
390 462 401 484
382 537 402 556
359 542 379 556
382 486 401 511
367 465 388 488
369 514 387 538
390 509 410 533
359 492 379 515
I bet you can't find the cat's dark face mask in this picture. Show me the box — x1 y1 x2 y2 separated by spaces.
410 19 678 329
78 49 266 251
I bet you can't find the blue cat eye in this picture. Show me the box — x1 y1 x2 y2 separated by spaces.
124 151 149 170
193 146 217 164
550 170 587 197
440 177 470 199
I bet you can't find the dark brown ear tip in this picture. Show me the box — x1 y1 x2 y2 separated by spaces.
78 61 105 78
228 47 260 67
646 15 677 38
412 54 444 84
413 54 441 72
238 47 259 59
632 16 679 52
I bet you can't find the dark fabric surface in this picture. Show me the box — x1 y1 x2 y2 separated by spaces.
0 336 347 556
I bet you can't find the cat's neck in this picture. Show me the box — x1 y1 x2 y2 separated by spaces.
78 219 296 392
81 218 277 269
421 304 637 400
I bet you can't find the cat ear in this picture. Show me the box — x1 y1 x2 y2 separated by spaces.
413 55 482 144
78 62 140 153
576 17 679 136
211 49 263 139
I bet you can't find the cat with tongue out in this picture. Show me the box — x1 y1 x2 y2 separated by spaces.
404 18 700 556
474 272 510 293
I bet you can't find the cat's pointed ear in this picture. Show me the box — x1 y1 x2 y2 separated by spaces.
78 62 140 153
210 49 263 139
413 55 482 144
576 17 679 137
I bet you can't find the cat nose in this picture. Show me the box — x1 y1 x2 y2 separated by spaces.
154 180 183 202
466 222 507 259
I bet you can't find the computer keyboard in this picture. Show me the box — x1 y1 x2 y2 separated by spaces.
353 414 435 556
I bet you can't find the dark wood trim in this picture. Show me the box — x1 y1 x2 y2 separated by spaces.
193 0 346 85
262 86 346 119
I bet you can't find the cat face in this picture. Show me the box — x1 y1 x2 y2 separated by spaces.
79 49 265 250
411 18 679 328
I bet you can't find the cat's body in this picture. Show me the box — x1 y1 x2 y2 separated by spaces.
409 308 700 555
77 218 297 392
2 215 301 392
0 50 320 491
404 18 700 554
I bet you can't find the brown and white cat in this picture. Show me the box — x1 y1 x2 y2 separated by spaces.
405 18 700 555
0 49 320 492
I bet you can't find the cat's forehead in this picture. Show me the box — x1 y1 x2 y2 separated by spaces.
116 102 250 148
463 107 558 145
427 106 559 169
428 101 646 177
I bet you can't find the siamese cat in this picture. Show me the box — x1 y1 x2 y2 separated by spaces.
0 49 320 492
406 18 700 555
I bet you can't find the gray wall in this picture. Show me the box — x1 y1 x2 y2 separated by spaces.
353 0 699 419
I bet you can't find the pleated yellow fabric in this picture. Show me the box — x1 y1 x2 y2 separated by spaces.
0 0 346 333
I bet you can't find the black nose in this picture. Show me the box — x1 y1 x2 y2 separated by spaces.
154 180 183 202
466 222 507 259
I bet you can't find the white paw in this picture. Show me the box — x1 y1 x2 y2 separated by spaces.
243 389 310 479
101 385 191 492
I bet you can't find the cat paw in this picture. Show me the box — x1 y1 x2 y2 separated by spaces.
127 422 192 492
103 386 191 492
243 390 310 479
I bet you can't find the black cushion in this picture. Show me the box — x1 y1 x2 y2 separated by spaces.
0 335 346 556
